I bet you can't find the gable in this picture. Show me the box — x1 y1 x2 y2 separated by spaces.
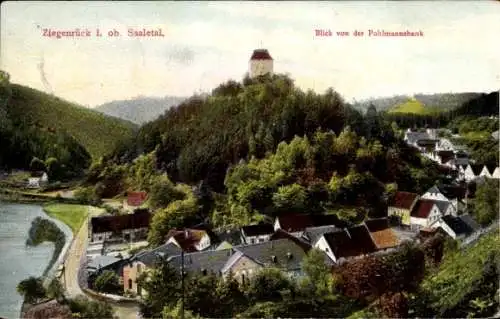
228 255 262 273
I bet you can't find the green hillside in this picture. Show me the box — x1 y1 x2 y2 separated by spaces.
7 84 137 159
388 97 439 115
416 229 499 317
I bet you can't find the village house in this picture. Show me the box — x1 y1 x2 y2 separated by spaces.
273 213 347 238
364 218 400 250
314 224 377 264
123 191 148 212
89 210 151 244
492 167 500 179
387 191 419 226
27 171 48 188
122 242 182 296
274 214 315 238
430 214 479 240
461 164 499 182
165 228 212 252
409 199 446 231
301 225 340 245
240 223 275 244
166 237 315 284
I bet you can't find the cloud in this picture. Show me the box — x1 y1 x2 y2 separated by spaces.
165 45 195 66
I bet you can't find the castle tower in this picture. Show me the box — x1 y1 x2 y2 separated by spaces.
249 49 273 78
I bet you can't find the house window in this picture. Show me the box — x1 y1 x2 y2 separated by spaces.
241 274 245 284
128 279 133 289
250 238 255 244
325 247 330 252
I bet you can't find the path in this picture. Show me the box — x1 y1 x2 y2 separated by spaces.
62 206 140 319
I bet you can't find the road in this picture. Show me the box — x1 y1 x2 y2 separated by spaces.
62 206 140 319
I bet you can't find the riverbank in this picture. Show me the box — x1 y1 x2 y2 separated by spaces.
0 187 79 204
0 203 72 319
43 204 90 234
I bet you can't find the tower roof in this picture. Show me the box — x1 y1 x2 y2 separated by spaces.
250 49 273 61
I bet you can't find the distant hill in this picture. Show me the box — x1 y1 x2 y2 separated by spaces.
353 92 484 114
5 83 137 159
95 96 187 125
389 97 440 115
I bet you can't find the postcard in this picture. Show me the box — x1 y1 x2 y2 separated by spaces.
1 1 499 319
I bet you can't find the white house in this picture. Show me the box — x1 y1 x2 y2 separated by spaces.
27 172 48 188
166 229 212 252
249 49 273 78
435 138 455 152
241 224 274 244
463 164 476 182
479 166 492 178
421 186 450 202
492 167 500 179
410 199 443 231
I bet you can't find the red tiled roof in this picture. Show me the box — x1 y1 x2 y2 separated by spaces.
250 49 273 60
390 191 418 210
166 229 208 252
127 191 148 206
365 218 399 249
410 199 436 219
276 214 315 233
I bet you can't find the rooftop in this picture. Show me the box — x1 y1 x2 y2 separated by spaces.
91 210 151 234
410 199 436 219
390 191 419 210
250 49 273 60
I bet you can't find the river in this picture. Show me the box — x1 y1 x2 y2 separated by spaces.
0 202 73 319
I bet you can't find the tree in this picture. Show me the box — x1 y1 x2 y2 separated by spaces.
67 297 115 318
94 270 121 294
16 277 46 304
129 152 157 191
147 189 200 247
30 157 46 172
472 178 499 226
184 273 218 317
46 278 65 302
139 259 181 318
300 248 334 296
246 268 293 302
162 300 200 319
272 183 307 212
215 272 247 317
148 176 185 210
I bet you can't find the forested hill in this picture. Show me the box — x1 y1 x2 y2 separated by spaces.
0 71 136 179
353 92 487 114
99 74 445 220
95 96 187 125
4 82 137 159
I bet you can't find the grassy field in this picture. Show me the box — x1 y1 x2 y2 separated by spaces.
8 84 137 159
388 98 439 115
43 204 90 233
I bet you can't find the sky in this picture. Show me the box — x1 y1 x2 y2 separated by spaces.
1 1 499 107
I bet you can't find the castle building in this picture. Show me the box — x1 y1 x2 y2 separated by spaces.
249 49 273 78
